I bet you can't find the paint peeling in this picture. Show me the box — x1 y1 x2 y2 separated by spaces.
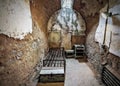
0 0 32 39
95 3 120 57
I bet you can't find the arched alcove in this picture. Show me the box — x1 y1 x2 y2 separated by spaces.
47 0 86 49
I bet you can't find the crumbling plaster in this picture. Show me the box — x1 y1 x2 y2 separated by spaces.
47 10 86 34
95 2 120 57
0 0 32 39
0 0 48 85
0 20 47 86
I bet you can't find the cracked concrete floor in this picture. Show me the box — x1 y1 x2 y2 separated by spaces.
64 59 104 86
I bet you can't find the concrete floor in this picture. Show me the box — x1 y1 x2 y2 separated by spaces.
37 58 104 86
64 59 104 86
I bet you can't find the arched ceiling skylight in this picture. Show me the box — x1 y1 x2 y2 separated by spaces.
48 0 86 35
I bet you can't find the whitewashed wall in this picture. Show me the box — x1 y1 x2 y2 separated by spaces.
0 0 32 39
105 4 120 57
95 3 120 57
95 13 107 44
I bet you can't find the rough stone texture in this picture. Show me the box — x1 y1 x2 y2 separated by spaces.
30 0 61 38
0 21 47 86
30 0 120 84
0 0 120 85
0 0 50 85
74 0 107 17
30 0 61 52
86 15 120 86
85 1 120 83
85 23 111 83
86 24 102 74
106 53 120 74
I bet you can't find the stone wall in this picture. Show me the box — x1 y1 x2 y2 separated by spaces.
0 0 48 85
47 10 86 49
0 0 119 85
30 0 61 38
86 24 102 74
0 20 47 86
0 0 60 85
107 53 120 74
74 0 107 17
86 0 120 82
30 0 107 50
30 0 61 51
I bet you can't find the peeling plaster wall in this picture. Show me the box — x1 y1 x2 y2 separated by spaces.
95 3 120 57
105 4 120 57
47 10 86 49
1 0 118 85
0 20 46 86
84 0 112 82
30 0 60 37
47 1 86 49
87 0 120 81
95 13 107 44
56 0 86 33
31 0 107 50
0 0 48 85
0 0 32 39
48 10 86 34
106 15 120 57
73 0 107 36
30 0 61 51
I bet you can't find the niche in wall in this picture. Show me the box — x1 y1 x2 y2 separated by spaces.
48 31 61 48
47 0 86 49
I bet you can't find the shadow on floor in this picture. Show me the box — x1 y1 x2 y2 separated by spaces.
37 82 64 86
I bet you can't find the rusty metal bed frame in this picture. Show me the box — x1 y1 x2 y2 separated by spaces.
39 48 66 82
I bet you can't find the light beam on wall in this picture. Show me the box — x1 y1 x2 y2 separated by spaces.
57 0 78 31
48 0 86 35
